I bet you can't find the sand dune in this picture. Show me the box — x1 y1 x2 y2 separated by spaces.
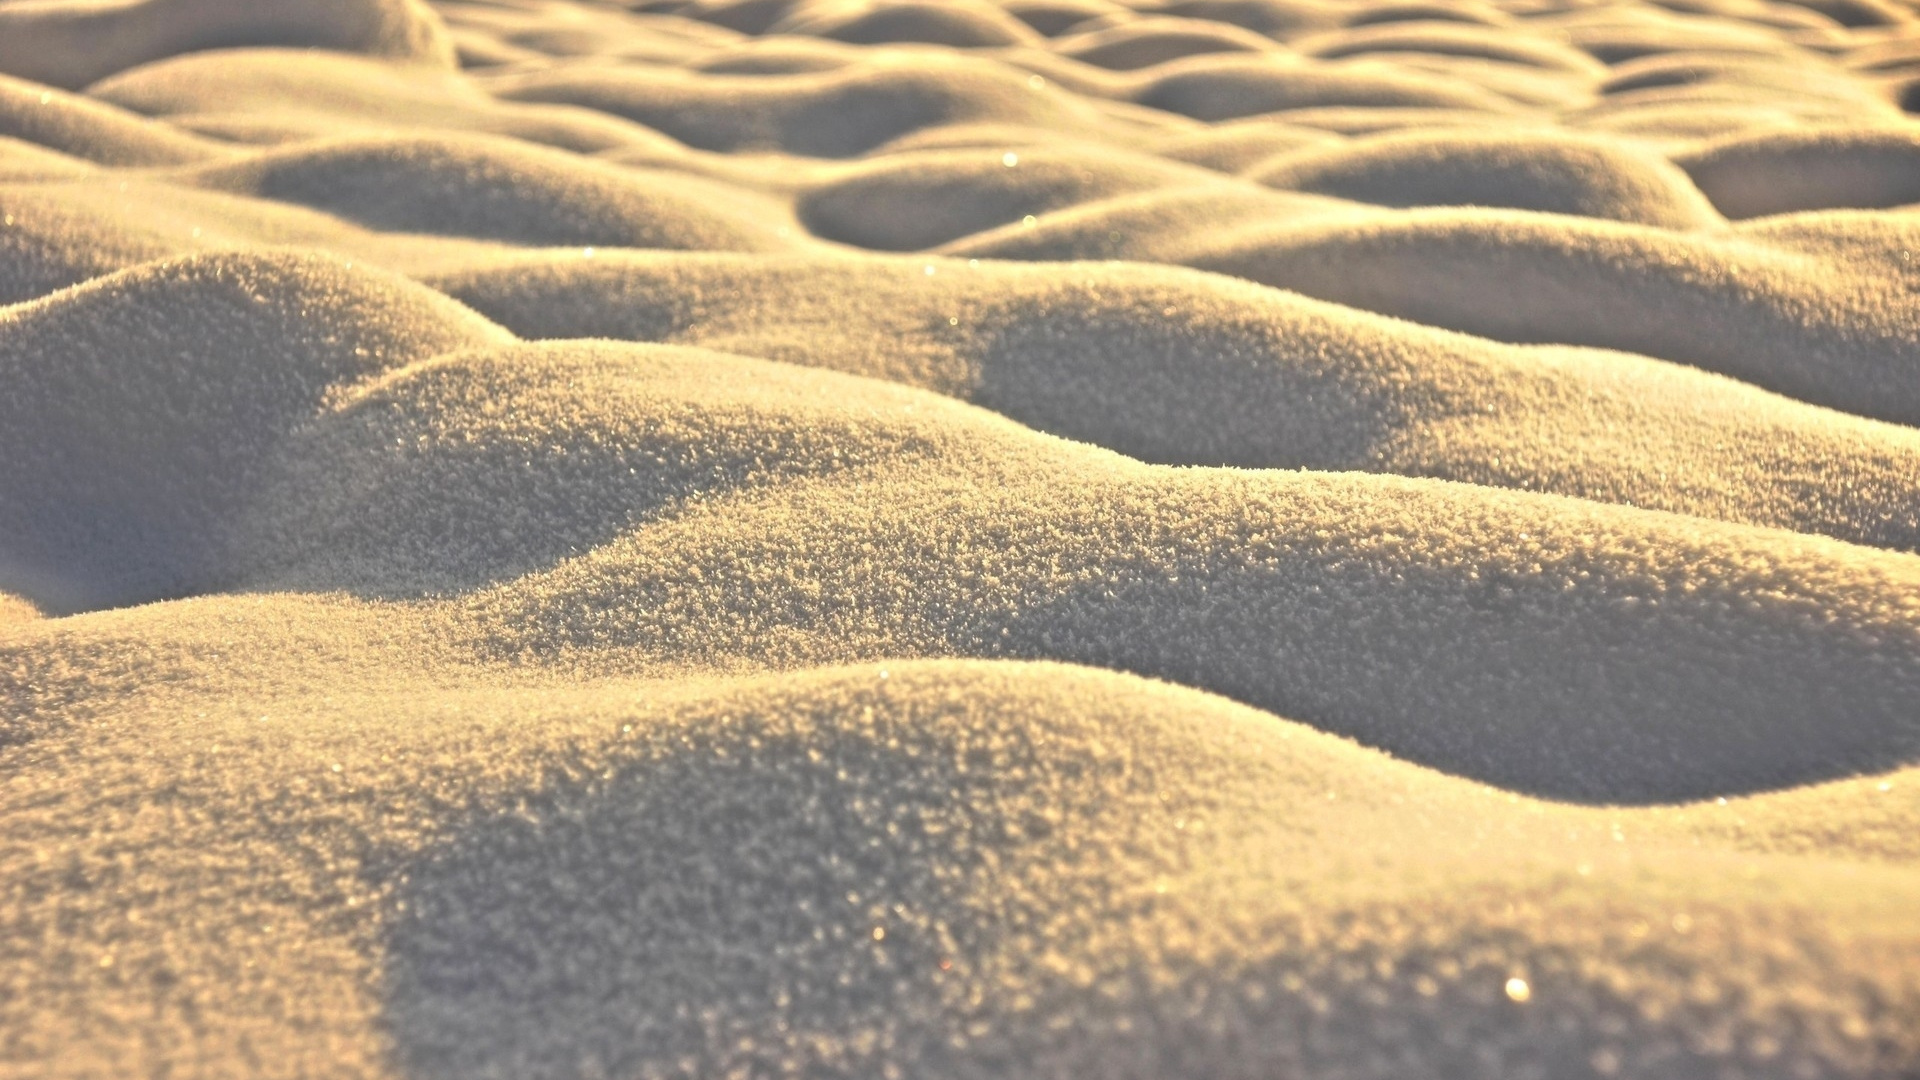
211 336 1920 803
3 0 1920 1075
183 132 798 248
431 251 1920 551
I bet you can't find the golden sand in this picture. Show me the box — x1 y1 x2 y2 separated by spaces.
1 0 1918 1075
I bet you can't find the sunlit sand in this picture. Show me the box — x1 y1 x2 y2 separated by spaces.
2 0 1918 1075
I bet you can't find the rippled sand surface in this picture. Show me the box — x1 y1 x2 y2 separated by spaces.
3 0 1920 1076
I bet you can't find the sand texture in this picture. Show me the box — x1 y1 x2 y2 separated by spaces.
3 0 1920 1076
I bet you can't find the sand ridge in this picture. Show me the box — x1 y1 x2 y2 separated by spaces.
3 0 1920 1075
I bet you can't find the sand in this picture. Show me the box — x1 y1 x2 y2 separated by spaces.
2 0 1919 1077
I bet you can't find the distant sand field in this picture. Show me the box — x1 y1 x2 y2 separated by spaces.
3 0 1920 1075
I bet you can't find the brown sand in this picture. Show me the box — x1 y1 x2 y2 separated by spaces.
2 0 1919 1076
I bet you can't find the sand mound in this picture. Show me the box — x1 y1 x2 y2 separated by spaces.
215 334 1920 802
6 0 1920 1074
1157 0 1341 38
0 73 220 166
1585 53 1902 130
1137 54 1524 119
486 55 1115 156
0 250 507 613
1343 1 1513 27
1299 20 1603 72
1 651 1910 1076
1174 208 1920 425
1055 17 1279 69
1004 0 1126 36
1249 129 1722 225
0 174 530 304
797 145 1218 248
89 49 693 155
936 180 1362 262
0 182 204 303
0 0 454 91
1674 124 1920 216
432 251 1920 553
1543 6 1819 63
183 132 795 249
376 663 1920 1079
432 0 743 65
774 0 1044 46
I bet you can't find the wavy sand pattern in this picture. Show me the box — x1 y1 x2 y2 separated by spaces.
2 0 1919 1076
